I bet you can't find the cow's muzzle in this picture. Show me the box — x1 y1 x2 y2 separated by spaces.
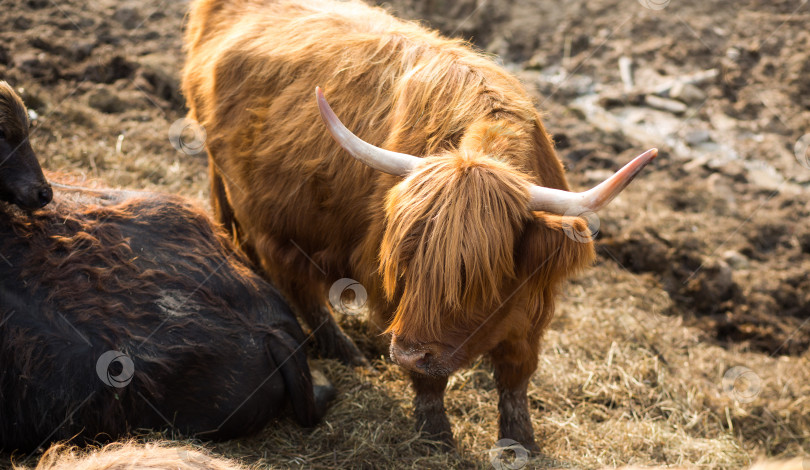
389 336 454 377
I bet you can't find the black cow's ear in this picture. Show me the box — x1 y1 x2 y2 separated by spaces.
264 329 322 427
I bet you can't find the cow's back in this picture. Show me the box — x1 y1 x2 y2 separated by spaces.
181 0 568 283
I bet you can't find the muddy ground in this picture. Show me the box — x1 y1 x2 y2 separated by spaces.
1 0 809 468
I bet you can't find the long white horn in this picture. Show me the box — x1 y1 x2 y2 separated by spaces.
528 148 658 213
316 87 422 176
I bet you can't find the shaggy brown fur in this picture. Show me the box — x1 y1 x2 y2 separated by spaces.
17 442 248 470
183 0 596 450
0 80 51 209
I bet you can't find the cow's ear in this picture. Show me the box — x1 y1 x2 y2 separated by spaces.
528 113 571 191
517 212 596 292
515 213 596 330
264 329 323 427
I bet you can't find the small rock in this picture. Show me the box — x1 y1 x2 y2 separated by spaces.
525 52 548 70
15 53 57 81
618 56 633 91
136 55 183 107
684 129 712 146
683 155 709 173
113 7 142 29
570 34 590 56
722 250 749 269
707 159 745 180
797 229 810 254
726 47 741 62
747 166 784 190
537 65 595 97
84 56 136 84
87 88 128 114
669 82 706 105
70 41 96 61
684 258 736 311
13 16 32 30
644 94 688 114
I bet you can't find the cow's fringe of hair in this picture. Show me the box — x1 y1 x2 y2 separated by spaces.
381 150 532 341
16 441 249 470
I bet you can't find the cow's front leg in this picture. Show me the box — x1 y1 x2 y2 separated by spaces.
283 282 369 367
306 304 369 367
409 372 454 448
491 340 539 453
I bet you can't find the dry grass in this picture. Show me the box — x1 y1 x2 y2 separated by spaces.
9 276 809 469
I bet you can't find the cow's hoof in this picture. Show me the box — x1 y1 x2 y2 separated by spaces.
522 440 540 454
310 308 371 368
423 434 456 453
498 434 539 454
416 415 455 452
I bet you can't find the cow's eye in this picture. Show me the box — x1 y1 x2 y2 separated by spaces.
0 129 5 140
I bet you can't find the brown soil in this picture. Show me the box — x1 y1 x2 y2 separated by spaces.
2 0 809 468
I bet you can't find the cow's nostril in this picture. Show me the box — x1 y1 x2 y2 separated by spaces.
37 186 52 207
392 346 433 372
417 352 431 367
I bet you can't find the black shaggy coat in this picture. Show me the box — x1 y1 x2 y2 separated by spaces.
0 187 325 452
